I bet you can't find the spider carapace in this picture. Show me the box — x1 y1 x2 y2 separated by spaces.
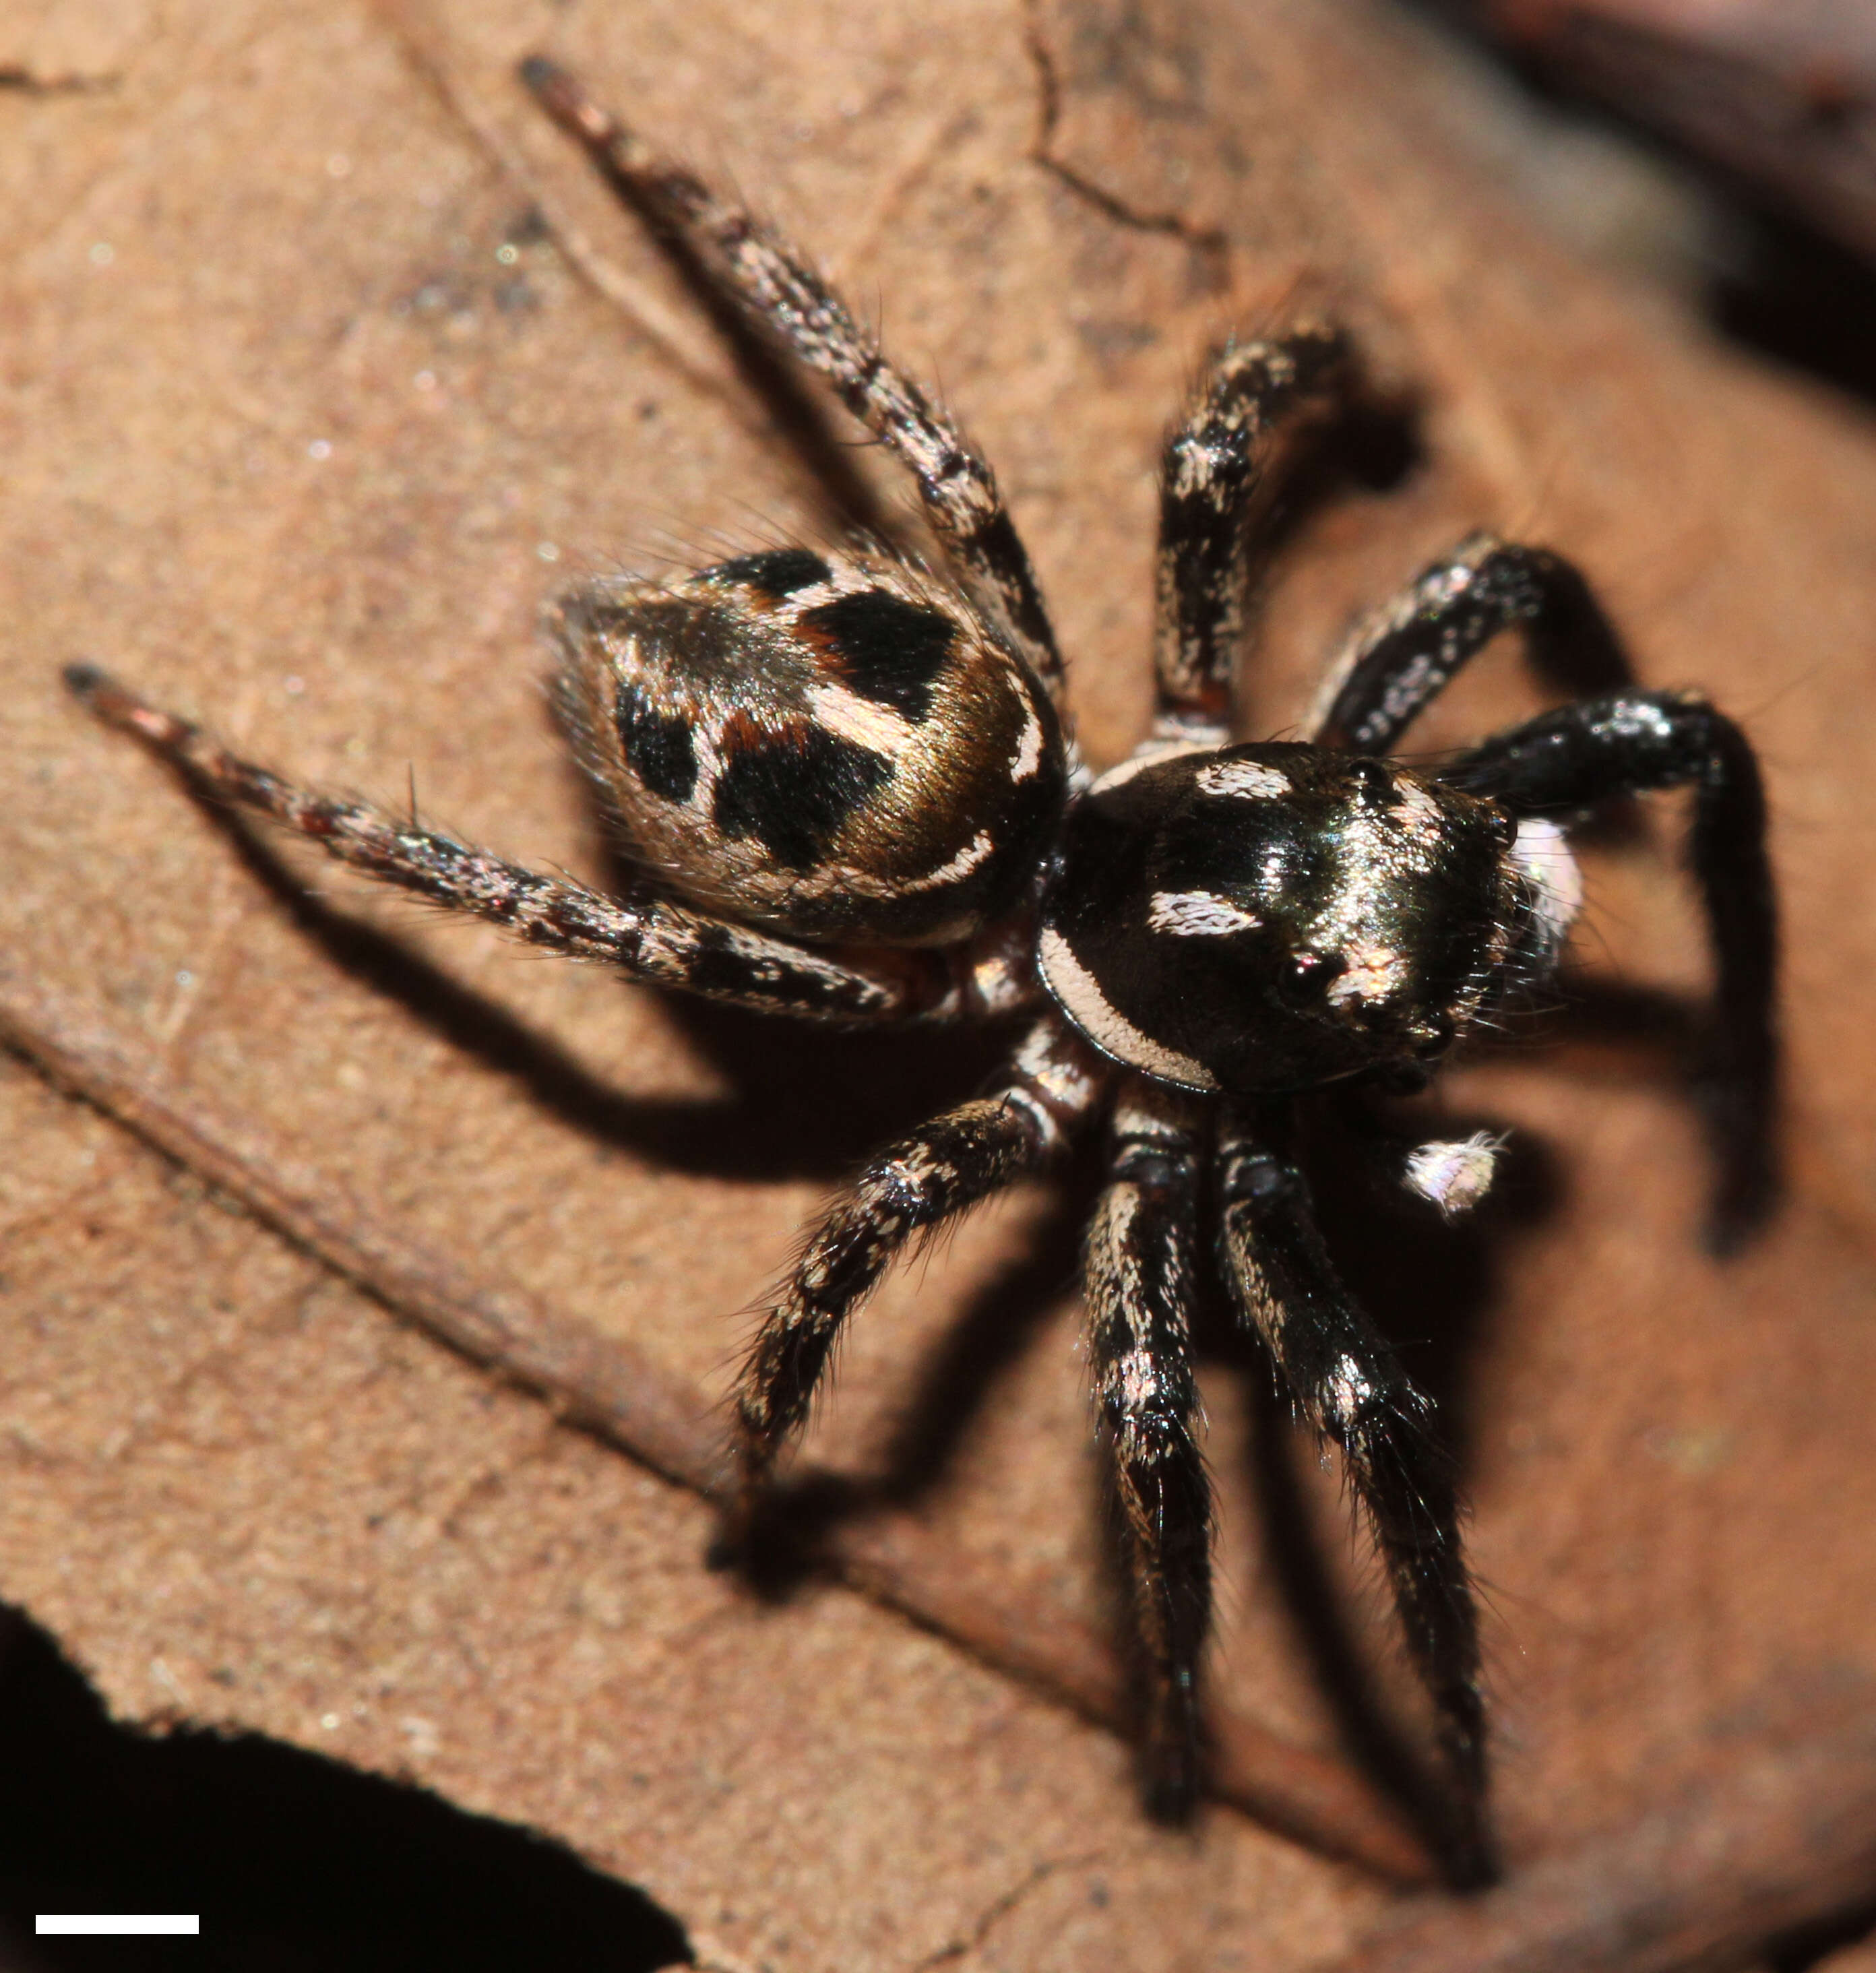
67 54 1778 1884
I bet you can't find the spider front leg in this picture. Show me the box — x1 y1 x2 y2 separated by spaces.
734 1015 1108 1509
1217 1109 1492 1885
1307 532 1634 754
65 667 966 1026
1152 328 1350 743
1084 1082 1212 1819
522 56 1065 708
1443 688 1779 1247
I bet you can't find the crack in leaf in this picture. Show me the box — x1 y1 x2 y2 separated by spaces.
1020 0 1229 280
910 1850 1104 1970
0 65 123 94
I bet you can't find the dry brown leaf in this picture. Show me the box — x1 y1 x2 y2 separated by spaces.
5 0 1876 1966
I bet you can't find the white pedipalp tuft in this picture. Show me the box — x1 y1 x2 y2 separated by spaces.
1402 1130 1505 1218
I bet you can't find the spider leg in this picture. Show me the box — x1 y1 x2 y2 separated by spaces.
1216 1107 1493 1886
1085 1080 1212 1819
1443 688 1778 1248
1307 532 1633 754
735 1014 1107 1497
520 57 1066 710
65 666 970 1026
1152 329 1350 743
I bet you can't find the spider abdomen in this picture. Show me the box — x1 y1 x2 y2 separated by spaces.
1039 742 1520 1094
551 548 1067 946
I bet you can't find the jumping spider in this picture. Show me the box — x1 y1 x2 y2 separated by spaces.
66 55 1778 1880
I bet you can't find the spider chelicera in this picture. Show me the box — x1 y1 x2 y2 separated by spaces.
65 55 1778 1882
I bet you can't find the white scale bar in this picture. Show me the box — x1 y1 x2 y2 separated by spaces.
37 1916 201 1935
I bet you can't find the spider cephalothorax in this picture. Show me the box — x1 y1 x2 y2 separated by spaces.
1042 742 1534 1094
65 54 1778 1886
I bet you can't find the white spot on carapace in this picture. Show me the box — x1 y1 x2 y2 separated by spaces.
1507 817 1583 964
1402 1131 1504 1219
807 682 916 755
1148 889 1263 937
1325 938 1408 1005
1197 757 1292 800
1038 927 1218 1090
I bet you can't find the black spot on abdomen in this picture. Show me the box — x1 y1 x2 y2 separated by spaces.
798 589 956 720
712 724 891 869
615 681 698 802
705 549 833 599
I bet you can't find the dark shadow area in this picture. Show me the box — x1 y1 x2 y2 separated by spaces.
540 84 900 549
1290 391 1428 503
188 789 1012 1186
867 1135 1102 1504
1399 1 1876 412
1478 969 1776 1254
1251 393 1429 592
713 1137 1102 1598
1708 209 1876 410
662 991 1016 1177
1769 1896 1876 1973
1299 1088 1564 1463
0 1607 691 1973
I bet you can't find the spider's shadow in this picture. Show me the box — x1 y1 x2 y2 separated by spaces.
580 150 902 552
195 795 1008 1183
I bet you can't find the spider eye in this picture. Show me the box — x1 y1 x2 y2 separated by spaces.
1346 759 1391 802
1410 1010 1456 1058
1278 949 1344 1004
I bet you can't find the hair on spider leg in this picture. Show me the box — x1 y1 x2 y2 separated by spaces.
716 1132 1100 1600
1234 1252 1500 1887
